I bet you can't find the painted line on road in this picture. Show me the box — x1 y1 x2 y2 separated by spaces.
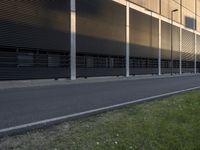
1 86 200 136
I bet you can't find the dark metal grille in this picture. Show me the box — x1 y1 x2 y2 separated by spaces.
77 54 125 69
0 46 70 80
0 47 70 68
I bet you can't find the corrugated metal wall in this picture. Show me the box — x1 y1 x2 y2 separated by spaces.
0 0 199 80
0 0 70 51
130 9 159 75
196 35 200 73
161 21 180 74
76 0 126 77
182 29 195 73
0 0 70 80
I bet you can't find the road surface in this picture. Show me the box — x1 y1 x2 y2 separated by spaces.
0 75 200 136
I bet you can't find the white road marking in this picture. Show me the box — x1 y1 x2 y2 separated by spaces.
0 86 200 135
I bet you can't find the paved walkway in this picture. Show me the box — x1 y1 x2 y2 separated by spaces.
0 73 197 90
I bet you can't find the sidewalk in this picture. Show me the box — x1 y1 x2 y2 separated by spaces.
0 73 198 90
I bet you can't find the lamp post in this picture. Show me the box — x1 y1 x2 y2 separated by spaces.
171 9 178 76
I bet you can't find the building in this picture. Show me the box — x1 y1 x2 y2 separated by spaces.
0 0 200 80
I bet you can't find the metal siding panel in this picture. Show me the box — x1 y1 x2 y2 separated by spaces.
129 0 160 13
0 1 70 80
182 29 195 73
161 21 180 60
197 35 200 72
161 0 181 23
76 0 126 77
182 0 195 12
182 30 195 61
161 21 180 74
76 0 126 56
197 35 200 61
130 9 159 58
130 9 159 75
0 0 70 51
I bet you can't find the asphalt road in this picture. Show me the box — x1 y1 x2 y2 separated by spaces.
0 75 200 134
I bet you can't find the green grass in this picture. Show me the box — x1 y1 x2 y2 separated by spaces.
1 90 200 150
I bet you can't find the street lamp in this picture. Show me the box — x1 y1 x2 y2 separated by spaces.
171 9 178 76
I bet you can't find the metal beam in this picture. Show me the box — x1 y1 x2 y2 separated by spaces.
126 1 130 77
70 0 76 80
158 18 162 75
180 28 182 74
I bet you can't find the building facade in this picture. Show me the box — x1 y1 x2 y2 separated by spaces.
0 0 200 80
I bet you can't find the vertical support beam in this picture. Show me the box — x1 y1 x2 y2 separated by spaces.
171 12 173 76
195 33 197 74
179 28 182 75
70 0 76 80
126 1 130 77
158 18 162 75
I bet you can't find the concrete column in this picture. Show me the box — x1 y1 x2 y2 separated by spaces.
179 28 182 75
195 33 197 74
126 1 130 77
70 0 76 80
158 18 161 75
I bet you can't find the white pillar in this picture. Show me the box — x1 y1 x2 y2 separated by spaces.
179 28 182 75
70 0 76 80
158 18 161 75
126 1 130 77
195 33 197 74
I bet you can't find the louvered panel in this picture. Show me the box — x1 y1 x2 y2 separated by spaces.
0 0 70 51
196 35 200 73
76 0 126 77
130 9 159 75
161 21 180 74
182 29 195 73
0 1 70 80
